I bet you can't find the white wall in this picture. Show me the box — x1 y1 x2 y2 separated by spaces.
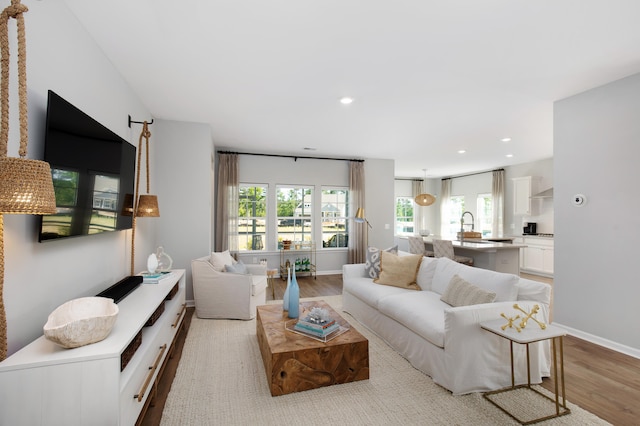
154 120 213 302
4 2 151 355
365 159 396 249
554 72 640 355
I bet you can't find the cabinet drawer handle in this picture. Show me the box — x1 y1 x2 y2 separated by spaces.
134 344 167 402
172 303 187 328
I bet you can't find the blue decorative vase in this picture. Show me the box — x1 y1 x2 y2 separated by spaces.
283 267 291 312
288 267 300 319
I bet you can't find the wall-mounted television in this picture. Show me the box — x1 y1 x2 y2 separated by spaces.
38 90 136 242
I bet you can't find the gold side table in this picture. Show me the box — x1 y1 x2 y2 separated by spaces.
480 319 570 425
266 269 278 299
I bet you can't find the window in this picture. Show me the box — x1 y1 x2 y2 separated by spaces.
277 186 313 247
476 193 493 237
446 195 465 238
89 174 120 233
321 188 348 248
395 197 414 235
238 185 267 251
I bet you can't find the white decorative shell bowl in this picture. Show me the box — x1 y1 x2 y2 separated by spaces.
43 297 119 349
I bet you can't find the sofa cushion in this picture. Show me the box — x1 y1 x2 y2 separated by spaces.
210 250 235 272
378 291 448 348
364 245 398 279
416 256 438 291
374 252 422 290
343 276 408 309
441 274 497 307
431 257 518 302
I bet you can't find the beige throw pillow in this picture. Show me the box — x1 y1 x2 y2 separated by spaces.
373 251 422 290
441 274 497 307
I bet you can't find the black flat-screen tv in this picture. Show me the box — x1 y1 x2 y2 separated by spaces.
38 90 136 242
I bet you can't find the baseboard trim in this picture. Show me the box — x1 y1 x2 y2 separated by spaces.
554 322 640 360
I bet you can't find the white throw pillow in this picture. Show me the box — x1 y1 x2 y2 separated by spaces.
210 250 235 272
431 257 518 302
416 256 438 291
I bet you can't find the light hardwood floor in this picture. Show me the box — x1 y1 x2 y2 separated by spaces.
141 273 639 426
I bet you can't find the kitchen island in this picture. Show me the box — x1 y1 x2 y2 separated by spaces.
422 238 525 275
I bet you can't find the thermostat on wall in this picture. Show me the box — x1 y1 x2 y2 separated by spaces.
572 194 586 207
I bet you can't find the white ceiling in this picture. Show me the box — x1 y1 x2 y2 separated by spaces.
64 0 640 178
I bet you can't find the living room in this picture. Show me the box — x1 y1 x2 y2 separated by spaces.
1 1 639 424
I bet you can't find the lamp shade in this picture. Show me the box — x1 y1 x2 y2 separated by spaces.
136 194 160 217
0 157 56 214
414 193 436 207
354 207 365 223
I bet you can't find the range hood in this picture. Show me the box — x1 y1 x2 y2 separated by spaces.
531 187 553 199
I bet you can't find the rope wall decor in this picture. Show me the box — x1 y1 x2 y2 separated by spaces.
130 120 160 276
0 0 56 360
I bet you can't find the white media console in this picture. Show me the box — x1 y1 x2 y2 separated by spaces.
0 270 186 425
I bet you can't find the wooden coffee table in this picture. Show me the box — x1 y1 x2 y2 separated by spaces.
256 300 369 396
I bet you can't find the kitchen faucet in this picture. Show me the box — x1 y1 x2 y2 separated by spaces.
460 211 474 242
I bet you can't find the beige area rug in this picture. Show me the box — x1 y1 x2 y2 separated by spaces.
161 295 609 425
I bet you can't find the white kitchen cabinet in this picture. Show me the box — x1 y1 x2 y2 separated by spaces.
0 270 187 425
512 176 539 215
520 237 554 276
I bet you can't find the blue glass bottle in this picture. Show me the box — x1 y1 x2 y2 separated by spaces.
288 266 300 319
283 266 291 312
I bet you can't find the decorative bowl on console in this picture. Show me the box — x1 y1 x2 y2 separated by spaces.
43 297 119 349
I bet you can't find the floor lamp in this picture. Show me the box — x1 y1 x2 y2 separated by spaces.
128 120 160 276
354 207 372 247
0 0 57 360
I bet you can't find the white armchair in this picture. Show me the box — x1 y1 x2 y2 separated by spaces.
191 255 268 320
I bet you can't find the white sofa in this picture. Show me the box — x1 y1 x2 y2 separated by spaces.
342 254 552 395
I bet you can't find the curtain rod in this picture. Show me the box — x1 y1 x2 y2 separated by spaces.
442 168 504 181
395 168 504 181
217 150 364 163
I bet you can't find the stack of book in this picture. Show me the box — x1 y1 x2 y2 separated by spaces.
140 271 171 284
294 315 339 338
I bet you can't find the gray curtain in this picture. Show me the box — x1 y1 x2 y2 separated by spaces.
348 161 366 264
492 169 505 237
439 178 451 237
214 153 239 252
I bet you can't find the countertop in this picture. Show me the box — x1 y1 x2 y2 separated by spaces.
421 237 526 251
512 234 554 240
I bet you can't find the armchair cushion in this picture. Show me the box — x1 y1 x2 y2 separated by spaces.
210 250 235 271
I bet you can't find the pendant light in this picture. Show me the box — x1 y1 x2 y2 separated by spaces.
0 0 57 360
414 169 435 206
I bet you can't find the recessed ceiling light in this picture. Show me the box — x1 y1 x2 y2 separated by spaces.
501 137 512 142
339 97 354 105
505 154 513 158
458 150 466 154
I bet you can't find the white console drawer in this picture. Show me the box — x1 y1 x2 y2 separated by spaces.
0 270 186 426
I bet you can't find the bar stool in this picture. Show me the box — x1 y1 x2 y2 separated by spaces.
432 239 474 266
